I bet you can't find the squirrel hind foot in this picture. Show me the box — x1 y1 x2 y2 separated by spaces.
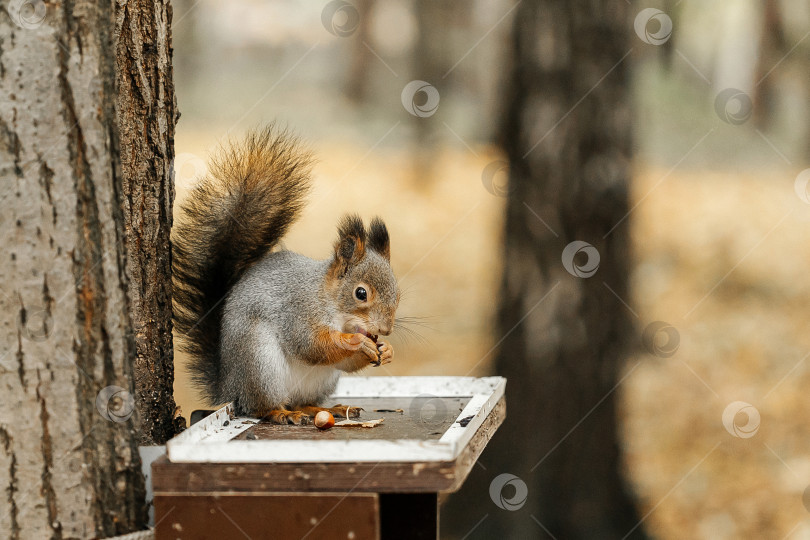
256 405 363 424
298 404 363 419
260 409 312 425
325 404 364 418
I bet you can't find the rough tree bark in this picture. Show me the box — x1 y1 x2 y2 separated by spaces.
115 0 178 445
0 0 146 537
445 1 647 538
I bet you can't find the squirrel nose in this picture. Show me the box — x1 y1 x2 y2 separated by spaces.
378 321 392 336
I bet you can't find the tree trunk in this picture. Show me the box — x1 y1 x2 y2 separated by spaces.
444 2 646 538
752 0 784 129
344 0 374 103
115 0 178 445
411 0 463 186
0 0 146 537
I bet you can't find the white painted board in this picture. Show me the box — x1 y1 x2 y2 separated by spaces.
167 376 506 463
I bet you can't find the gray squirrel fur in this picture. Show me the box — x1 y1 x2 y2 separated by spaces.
172 126 399 418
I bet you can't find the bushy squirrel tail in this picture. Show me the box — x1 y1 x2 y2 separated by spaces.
172 125 313 403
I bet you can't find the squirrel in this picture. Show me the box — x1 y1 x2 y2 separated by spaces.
172 126 399 425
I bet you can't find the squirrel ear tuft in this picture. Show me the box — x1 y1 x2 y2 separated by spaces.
367 217 390 261
331 214 366 277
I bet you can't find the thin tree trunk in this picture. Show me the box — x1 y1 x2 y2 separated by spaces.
0 0 146 537
115 0 178 445
411 0 461 186
445 1 646 538
752 0 788 133
344 0 374 103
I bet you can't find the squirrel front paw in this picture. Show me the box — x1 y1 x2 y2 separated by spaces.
329 332 381 372
357 334 381 361
373 340 393 366
332 332 376 355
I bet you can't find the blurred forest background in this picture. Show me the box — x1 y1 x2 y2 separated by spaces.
170 1 810 538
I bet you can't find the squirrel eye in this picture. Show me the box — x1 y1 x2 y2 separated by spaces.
354 286 367 301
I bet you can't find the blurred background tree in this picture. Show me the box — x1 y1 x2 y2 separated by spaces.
442 0 646 537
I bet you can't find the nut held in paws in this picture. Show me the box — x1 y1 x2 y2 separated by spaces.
314 411 335 430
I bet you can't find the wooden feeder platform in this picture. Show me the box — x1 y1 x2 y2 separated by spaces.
153 376 506 540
